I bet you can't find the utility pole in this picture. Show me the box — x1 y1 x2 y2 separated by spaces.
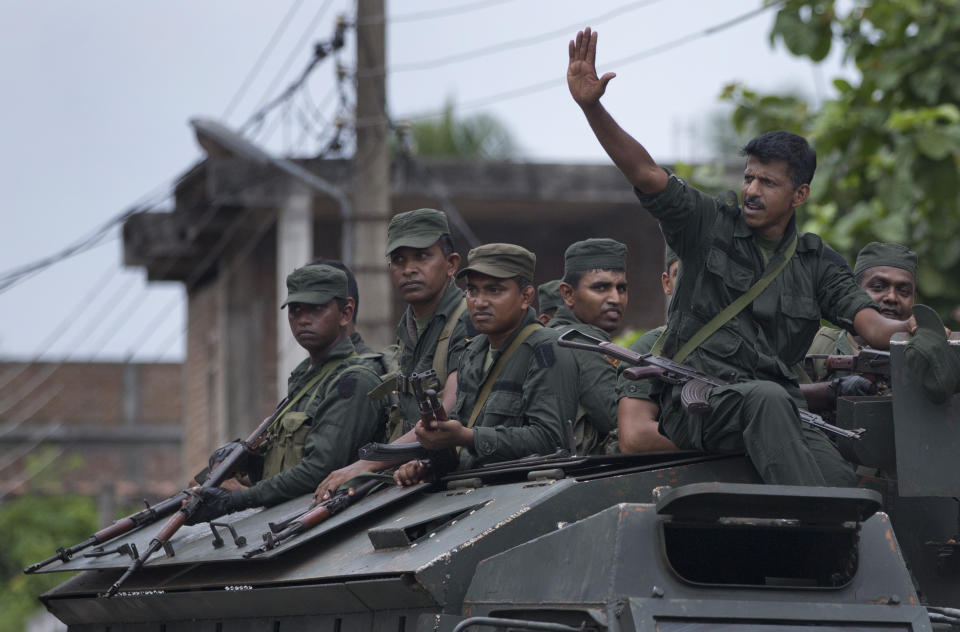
352 0 392 348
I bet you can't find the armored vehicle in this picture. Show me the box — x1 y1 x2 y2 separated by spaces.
33 334 960 631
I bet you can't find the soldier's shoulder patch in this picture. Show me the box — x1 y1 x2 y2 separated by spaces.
338 375 358 398
534 343 555 368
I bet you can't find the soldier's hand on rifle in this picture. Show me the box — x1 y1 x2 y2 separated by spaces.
415 418 473 450
829 375 877 403
567 27 616 109
394 460 433 486
183 487 244 525
315 460 376 501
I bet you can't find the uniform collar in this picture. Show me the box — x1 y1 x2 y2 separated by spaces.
547 305 611 342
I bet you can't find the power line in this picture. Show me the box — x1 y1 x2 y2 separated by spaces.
374 0 668 76
221 0 307 122
391 0 786 124
241 0 339 134
358 0 515 25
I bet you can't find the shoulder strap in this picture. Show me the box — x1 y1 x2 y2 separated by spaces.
325 362 381 398
466 323 542 429
273 353 353 422
672 231 798 363
649 326 668 357
432 297 468 382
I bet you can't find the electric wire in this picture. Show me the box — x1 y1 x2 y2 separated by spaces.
374 0 668 76
221 0 307 122
358 0 514 25
383 0 786 125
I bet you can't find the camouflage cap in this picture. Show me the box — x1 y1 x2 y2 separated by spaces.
564 238 627 275
537 279 563 313
385 208 450 255
281 264 348 308
854 242 918 279
664 245 679 272
457 243 536 283
904 304 960 404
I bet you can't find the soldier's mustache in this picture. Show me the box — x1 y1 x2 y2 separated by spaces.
744 196 765 209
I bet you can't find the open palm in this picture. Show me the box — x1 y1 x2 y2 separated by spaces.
567 27 616 107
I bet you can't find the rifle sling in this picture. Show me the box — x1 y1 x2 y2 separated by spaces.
669 231 798 363
466 323 541 429
272 353 357 430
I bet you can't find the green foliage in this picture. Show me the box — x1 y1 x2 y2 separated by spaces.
403 97 519 159
0 493 98 632
725 0 960 322
614 328 646 349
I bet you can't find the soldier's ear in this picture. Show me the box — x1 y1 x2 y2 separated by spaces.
339 298 355 327
519 283 536 309
791 183 810 209
558 282 575 307
446 252 461 277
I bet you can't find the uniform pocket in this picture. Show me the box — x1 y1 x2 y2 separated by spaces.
262 411 311 479
779 294 821 363
478 388 523 428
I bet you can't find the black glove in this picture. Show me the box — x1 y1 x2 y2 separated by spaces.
829 375 876 403
184 488 245 525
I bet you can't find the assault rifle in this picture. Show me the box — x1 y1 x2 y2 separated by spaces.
357 370 444 462
243 479 381 558
557 329 864 440
102 398 289 597
803 348 891 379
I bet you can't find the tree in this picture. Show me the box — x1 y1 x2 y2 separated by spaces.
723 0 960 321
400 98 520 159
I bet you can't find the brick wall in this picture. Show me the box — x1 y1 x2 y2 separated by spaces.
0 361 183 502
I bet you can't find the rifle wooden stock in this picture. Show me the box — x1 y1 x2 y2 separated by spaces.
25 492 187 573
102 397 289 597
557 329 864 440
244 479 380 558
358 441 429 461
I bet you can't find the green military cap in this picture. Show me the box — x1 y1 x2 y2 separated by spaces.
457 243 536 283
563 238 627 274
537 279 563 313
854 242 918 279
664 244 679 271
904 304 960 404
385 208 450 255
281 264 348 308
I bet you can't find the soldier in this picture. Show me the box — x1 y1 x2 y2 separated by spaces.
616 246 679 453
537 279 563 325
806 242 917 379
310 258 389 374
546 238 625 453
313 208 473 499
186 264 386 523
568 27 916 486
394 243 580 484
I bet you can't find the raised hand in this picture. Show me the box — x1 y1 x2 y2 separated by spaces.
567 27 616 108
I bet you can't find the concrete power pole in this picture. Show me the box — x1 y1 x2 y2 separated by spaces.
352 0 393 348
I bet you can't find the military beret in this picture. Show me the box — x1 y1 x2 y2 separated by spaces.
564 238 627 275
537 279 563 314
664 245 679 272
457 243 536 283
904 304 960 404
385 208 450 255
282 264 348 308
854 242 918 279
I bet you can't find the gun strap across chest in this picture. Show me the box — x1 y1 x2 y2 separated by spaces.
670 231 798 364
272 353 356 428
466 323 541 429
432 297 467 382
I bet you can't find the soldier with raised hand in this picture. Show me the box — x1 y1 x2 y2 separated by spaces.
546 238 626 453
567 27 918 486
186 264 386 523
395 243 580 484
313 208 473 499
616 246 679 453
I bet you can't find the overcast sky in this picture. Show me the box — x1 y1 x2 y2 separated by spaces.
0 0 849 362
